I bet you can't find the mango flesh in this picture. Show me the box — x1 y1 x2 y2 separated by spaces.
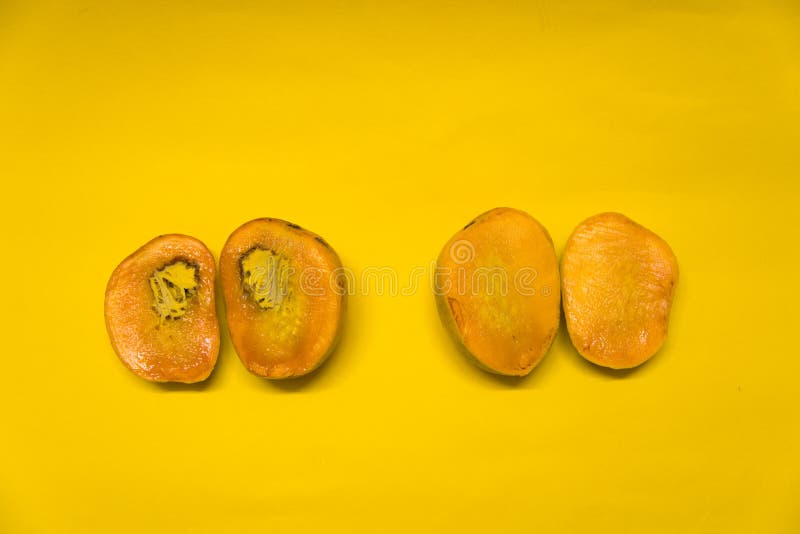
220 218 346 379
561 212 679 369
104 234 220 383
436 207 561 376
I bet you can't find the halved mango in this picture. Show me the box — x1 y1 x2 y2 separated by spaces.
435 208 561 376
220 218 346 379
561 212 679 369
104 234 220 383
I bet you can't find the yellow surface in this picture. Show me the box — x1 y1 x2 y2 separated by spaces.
1 1 798 532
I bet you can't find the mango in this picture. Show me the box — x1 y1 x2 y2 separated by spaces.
104 234 220 383
435 208 560 376
220 218 346 379
561 212 679 369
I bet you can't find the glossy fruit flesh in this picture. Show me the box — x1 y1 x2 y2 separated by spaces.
104 234 220 383
220 219 345 379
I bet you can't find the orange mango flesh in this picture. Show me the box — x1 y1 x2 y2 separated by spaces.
561 212 679 369
220 218 345 379
436 208 561 376
104 234 220 383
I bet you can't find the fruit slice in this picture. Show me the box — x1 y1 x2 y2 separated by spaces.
561 212 679 369
104 234 220 383
435 208 561 376
220 218 346 379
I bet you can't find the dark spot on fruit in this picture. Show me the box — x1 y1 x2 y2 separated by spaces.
287 222 301 229
463 219 476 230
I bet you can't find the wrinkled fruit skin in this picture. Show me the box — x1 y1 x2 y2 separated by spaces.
104 234 220 383
220 218 346 379
436 207 561 376
561 212 679 369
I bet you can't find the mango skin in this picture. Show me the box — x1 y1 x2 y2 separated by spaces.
561 212 679 369
435 208 561 376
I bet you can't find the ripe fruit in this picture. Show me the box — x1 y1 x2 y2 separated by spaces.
220 218 346 379
104 234 220 383
561 212 679 369
435 208 561 376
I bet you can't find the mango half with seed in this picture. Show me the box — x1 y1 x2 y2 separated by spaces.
220 218 346 379
104 234 220 383
435 208 561 376
561 212 679 369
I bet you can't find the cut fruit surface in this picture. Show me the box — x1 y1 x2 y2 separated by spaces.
435 207 561 376
104 234 220 383
561 212 679 369
220 218 346 379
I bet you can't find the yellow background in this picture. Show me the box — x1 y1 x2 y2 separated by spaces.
1 1 798 532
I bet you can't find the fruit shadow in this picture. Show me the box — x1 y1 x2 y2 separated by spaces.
254 346 340 393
